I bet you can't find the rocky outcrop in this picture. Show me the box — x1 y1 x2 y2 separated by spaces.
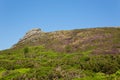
12 28 45 48
22 28 42 39
20 28 45 43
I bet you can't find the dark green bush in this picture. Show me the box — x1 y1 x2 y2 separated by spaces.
23 47 29 54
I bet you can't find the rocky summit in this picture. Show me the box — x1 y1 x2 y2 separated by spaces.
12 28 43 48
20 28 43 42
23 28 42 39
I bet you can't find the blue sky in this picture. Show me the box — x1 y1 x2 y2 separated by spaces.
0 0 120 50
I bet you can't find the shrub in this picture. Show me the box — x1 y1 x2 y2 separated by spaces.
23 47 29 54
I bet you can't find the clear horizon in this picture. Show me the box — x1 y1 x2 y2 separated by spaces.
0 0 120 50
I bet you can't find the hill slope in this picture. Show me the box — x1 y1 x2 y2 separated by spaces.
13 27 120 54
0 27 120 80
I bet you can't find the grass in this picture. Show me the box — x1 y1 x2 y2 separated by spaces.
15 68 30 74
0 69 6 78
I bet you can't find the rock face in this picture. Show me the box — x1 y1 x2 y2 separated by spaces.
19 28 44 43
22 28 42 40
13 28 45 47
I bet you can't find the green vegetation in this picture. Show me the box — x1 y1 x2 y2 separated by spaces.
0 45 120 80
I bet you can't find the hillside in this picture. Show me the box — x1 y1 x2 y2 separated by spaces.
0 27 120 80
13 27 120 54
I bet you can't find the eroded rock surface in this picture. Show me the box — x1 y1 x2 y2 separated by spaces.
23 28 42 40
15 28 45 45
